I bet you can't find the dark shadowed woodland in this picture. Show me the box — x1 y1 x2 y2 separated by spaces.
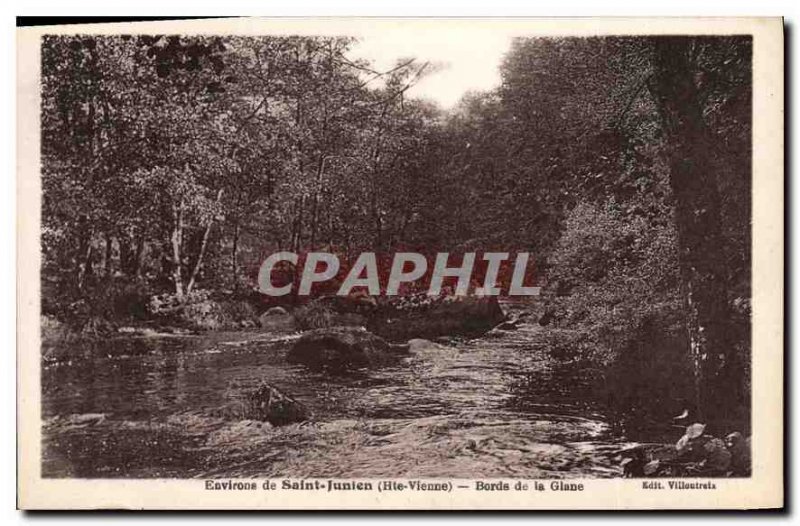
39 34 752 479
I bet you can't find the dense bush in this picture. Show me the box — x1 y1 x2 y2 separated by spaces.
545 200 680 361
41 278 153 334
543 195 750 436
148 289 257 330
540 199 693 430
293 300 336 330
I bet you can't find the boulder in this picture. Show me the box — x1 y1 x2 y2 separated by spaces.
368 295 506 342
315 294 377 315
538 308 556 326
407 338 449 354
726 432 752 476
493 319 520 331
264 306 288 316
259 310 296 332
408 338 436 351
245 383 309 426
287 327 408 372
294 300 367 329
331 312 368 327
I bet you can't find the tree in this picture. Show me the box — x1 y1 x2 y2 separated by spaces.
649 36 742 421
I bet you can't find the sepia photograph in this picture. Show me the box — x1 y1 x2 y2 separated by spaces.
16 17 783 510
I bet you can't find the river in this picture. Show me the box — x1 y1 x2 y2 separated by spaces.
41 322 631 479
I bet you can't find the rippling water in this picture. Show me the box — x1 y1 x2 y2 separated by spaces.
41 324 630 478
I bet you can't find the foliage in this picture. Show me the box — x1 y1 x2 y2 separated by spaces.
545 199 680 362
148 289 255 330
40 34 752 433
293 300 336 330
41 35 436 300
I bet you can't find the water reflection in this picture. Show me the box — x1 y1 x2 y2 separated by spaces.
42 328 627 478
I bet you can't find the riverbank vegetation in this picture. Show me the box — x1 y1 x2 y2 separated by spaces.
41 35 751 446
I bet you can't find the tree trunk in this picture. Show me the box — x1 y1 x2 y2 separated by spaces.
649 37 738 421
104 232 113 276
171 201 184 300
133 230 146 280
186 189 224 296
75 219 93 291
119 235 133 275
310 155 326 249
293 196 306 252
186 221 213 296
231 222 239 288
76 243 93 292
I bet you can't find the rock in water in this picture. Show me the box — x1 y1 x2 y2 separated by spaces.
407 338 450 353
538 309 555 326
493 319 520 331
259 308 296 332
368 295 506 342
287 327 408 372
726 432 752 476
246 383 308 426
264 306 288 316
